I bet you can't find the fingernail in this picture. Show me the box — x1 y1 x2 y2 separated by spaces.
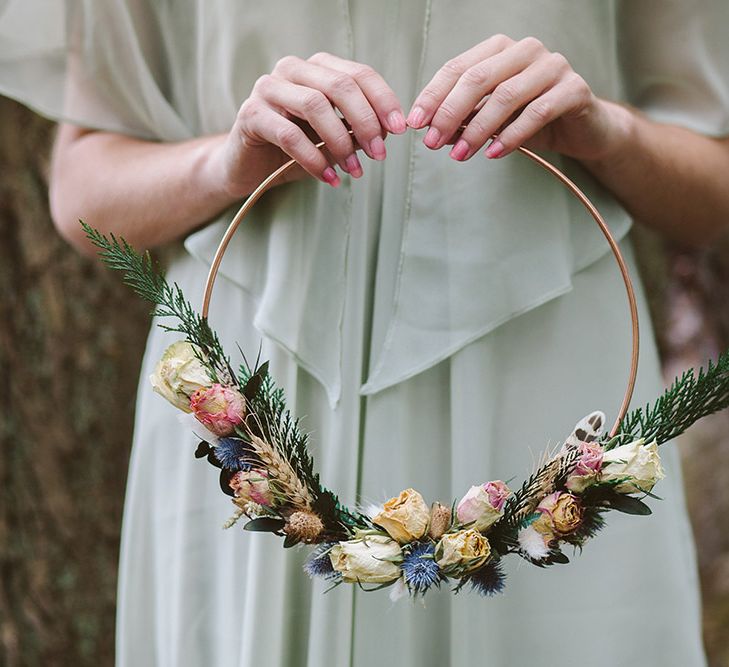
407 106 426 128
322 167 340 187
450 138 470 161
424 126 441 149
369 136 386 160
345 154 363 178
387 110 407 134
485 139 505 159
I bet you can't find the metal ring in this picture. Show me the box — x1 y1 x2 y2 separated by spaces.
201 132 639 437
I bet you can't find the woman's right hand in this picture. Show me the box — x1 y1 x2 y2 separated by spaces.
49 55 405 252
216 52 407 197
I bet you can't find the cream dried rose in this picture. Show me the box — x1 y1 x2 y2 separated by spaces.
602 439 665 493
329 535 402 583
372 488 430 544
435 529 491 573
150 341 212 412
456 481 511 531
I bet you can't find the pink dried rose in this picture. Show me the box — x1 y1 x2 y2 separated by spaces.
229 469 274 507
519 488 584 561
566 441 604 493
190 383 246 437
533 491 584 541
485 480 511 512
456 480 511 531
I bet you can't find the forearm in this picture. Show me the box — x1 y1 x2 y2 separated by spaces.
50 126 239 254
581 102 729 246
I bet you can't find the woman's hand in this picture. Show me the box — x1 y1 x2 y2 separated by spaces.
407 35 627 163
216 52 407 196
406 33 729 246
50 53 407 252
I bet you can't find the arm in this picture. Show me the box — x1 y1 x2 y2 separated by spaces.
50 127 235 253
51 52 406 255
408 35 729 246
580 104 729 245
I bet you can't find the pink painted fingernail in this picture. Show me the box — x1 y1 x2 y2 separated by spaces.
407 105 426 128
424 126 441 148
369 136 386 160
345 154 363 178
485 139 505 159
322 167 340 187
450 138 470 161
387 110 407 134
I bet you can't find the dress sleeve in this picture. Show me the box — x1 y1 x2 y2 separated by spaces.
0 0 190 140
617 0 729 136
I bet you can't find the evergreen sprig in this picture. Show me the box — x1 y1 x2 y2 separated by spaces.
82 222 233 382
85 221 367 536
85 222 366 537
609 350 729 448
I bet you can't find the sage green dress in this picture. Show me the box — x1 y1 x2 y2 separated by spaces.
2 1 728 665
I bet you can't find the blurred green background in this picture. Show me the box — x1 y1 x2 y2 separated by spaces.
0 97 727 666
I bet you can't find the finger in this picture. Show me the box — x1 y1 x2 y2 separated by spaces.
487 74 592 158
244 102 341 186
253 75 362 177
407 34 514 129
425 39 547 150
448 55 563 161
308 52 407 135
275 56 386 160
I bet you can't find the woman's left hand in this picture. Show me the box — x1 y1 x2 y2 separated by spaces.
407 35 626 162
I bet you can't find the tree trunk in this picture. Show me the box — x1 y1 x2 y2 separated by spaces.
0 98 149 667
635 225 729 667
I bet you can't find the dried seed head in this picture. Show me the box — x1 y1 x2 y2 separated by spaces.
284 510 325 543
428 502 452 540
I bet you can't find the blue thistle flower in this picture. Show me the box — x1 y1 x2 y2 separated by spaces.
401 543 442 595
213 438 251 471
303 543 340 582
468 560 506 596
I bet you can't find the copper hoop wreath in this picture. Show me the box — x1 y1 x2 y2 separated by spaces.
201 131 640 438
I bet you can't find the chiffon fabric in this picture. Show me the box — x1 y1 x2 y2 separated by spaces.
2 1 728 665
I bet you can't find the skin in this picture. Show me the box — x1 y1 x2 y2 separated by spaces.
50 37 729 254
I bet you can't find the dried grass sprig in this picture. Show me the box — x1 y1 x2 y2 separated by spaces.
244 414 314 510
